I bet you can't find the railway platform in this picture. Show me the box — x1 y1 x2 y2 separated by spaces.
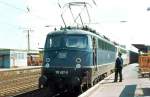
79 63 150 97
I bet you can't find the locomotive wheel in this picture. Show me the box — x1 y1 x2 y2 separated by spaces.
93 79 97 85
73 86 82 94
48 83 57 94
80 84 88 92
39 86 53 96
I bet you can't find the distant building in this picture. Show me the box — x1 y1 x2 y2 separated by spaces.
132 44 148 53
0 49 27 68
132 44 150 55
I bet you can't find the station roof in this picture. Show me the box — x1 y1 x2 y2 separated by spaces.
132 44 147 52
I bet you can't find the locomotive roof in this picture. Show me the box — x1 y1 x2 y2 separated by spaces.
48 29 94 35
47 28 115 46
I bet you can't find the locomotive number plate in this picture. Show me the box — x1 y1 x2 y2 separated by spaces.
55 70 68 75
58 52 67 58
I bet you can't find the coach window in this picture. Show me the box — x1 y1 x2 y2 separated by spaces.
113 46 116 52
110 44 112 51
104 42 106 50
110 45 112 51
109 44 112 51
108 44 110 51
112 45 114 51
98 39 102 49
102 41 105 50
101 41 103 50
106 43 108 50
111 45 113 51
105 43 107 50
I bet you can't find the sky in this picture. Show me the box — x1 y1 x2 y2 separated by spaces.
0 0 150 51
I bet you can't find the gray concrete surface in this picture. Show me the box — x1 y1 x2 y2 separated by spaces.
79 63 150 97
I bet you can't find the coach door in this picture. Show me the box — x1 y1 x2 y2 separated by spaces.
92 37 97 68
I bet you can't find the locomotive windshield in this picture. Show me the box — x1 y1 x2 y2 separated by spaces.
45 35 88 49
48 35 61 48
65 36 87 48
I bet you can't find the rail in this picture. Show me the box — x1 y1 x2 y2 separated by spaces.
0 66 42 97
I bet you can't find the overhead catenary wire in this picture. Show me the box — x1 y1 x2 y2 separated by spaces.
0 0 26 12
0 0 63 31
0 19 22 29
92 0 97 6
0 0 51 22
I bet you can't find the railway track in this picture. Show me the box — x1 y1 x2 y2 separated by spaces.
0 66 108 97
0 66 41 97
15 88 79 97
0 67 80 97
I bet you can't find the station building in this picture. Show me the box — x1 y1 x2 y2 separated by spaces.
132 44 150 53
0 49 27 68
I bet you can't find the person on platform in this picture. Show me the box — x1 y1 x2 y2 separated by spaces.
114 52 123 82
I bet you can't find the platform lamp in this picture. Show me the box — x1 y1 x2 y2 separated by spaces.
147 7 150 11
120 21 128 23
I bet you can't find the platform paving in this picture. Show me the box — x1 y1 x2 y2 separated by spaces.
79 63 150 97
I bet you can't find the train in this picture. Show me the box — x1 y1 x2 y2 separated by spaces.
39 26 138 93
129 50 139 64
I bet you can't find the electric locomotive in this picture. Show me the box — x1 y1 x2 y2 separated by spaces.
39 26 117 93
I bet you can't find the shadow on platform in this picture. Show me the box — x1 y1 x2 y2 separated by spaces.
103 78 114 81
100 78 115 84
142 88 150 96
101 81 115 84
119 85 136 97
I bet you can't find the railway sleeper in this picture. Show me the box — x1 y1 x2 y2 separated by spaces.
0 79 38 95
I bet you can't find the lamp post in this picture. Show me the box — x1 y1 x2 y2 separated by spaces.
120 21 128 23
147 7 150 11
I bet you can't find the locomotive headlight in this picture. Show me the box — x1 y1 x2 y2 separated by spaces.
45 63 50 68
46 58 50 62
75 58 81 69
75 58 81 63
76 64 81 69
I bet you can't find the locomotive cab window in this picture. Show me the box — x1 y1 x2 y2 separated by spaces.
65 35 88 48
46 35 62 48
45 35 88 49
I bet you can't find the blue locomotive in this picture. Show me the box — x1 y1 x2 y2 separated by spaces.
39 26 120 93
